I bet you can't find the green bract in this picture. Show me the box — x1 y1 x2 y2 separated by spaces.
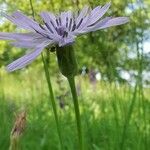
56 45 78 78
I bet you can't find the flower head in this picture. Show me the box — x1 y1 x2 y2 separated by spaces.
0 2 129 72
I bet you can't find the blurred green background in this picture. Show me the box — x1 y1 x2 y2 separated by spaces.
0 0 149 150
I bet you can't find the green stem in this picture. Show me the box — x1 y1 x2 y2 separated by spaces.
67 76 83 150
120 83 137 149
41 53 63 150
28 0 63 148
29 0 35 18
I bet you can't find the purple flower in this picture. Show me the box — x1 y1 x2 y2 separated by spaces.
0 2 129 72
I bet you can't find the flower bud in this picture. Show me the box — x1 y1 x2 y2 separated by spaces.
56 45 78 78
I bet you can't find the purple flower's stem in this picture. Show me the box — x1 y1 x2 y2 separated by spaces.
41 53 63 150
67 76 83 150
29 0 63 149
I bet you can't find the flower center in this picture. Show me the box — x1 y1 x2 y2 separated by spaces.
56 27 68 38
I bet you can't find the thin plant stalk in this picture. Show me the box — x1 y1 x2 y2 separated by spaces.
56 45 83 149
41 53 63 150
120 83 137 149
29 0 63 149
67 76 83 150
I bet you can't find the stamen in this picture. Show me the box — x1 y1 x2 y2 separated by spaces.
56 19 59 26
56 27 60 35
50 21 55 28
69 18 72 31
62 31 68 38
56 27 62 36
66 17 68 28
33 28 52 40
72 21 76 31
59 28 63 36
44 22 54 33
39 24 45 30
33 28 40 34
59 17 62 26
76 18 83 29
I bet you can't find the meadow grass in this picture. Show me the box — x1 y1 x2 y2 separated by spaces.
0 69 149 150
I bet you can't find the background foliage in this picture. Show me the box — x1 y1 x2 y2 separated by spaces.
0 0 149 150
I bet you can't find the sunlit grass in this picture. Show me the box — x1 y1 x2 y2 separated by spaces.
0 69 150 150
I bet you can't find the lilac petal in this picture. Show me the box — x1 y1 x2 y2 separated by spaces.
59 10 73 31
77 15 89 30
75 2 111 31
2 11 53 39
40 12 57 26
12 11 52 37
76 6 89 26
95 17 129 30
2 11 38 31
60 11 68 27
66 10 72 29
40 12 58 34
73 14 90 35
6 41 50 72
11 41 38 48
0 32 51 48
42 25 61 41
67 11 74 31
40 12 62 41
81 17 129 33
6 47 43 72
0 32 43 41
59 34 76 47
82 17 112 33
11 37 52 48
10 11 43 32
87 2 111 26
87 6 102 25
